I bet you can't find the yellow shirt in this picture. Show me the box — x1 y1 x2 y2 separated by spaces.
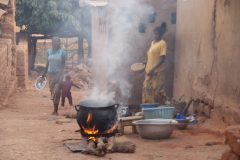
145 39 167 73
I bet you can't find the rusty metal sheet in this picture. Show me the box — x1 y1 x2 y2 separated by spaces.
0 0 9 5
0 9 6 17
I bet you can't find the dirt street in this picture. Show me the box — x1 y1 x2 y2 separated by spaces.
0 77 230 160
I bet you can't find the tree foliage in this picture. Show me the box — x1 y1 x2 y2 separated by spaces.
15 0 91 33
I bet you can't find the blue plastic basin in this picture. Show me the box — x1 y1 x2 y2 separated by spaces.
143 106 175 119
140 103 159 108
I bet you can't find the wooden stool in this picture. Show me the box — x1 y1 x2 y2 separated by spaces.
118 116 143 135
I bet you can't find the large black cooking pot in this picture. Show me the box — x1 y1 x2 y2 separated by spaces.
75 99 119 134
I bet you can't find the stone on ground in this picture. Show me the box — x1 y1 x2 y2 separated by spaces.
221 150 240 160
225 125 240 156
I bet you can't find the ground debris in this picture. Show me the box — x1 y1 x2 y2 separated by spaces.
155 153 163 157
55 119 71 124
42 95 48 98
65 114 77 119
205 141 221 146
59 129 66 132
185 145 193 149
46 117 55 121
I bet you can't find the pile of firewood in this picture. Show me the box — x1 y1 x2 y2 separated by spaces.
83 136 136 157
67 63 93 90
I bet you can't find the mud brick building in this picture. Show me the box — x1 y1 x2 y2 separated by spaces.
0 0 17 105
0 0 28 106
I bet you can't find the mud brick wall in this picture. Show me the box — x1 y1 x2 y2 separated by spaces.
221 126 240 159
0 0 18 105
0 0 16 76
224 126 240 157
0 0 16 44
16 38 28 88
0 39 17 104
0 39 12 89
174 0 240 125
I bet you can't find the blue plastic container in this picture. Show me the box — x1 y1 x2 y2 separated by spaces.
176 113 186 120
140 103 159 109
143 106 175 119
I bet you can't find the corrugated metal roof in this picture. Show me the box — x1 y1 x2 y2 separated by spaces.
0 0 10 5
0 9 6 17
79 0 108 7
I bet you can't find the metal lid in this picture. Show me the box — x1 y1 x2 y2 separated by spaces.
78 99 115 108
35 76 47 90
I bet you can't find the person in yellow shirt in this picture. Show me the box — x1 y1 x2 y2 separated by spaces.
142 22 167 105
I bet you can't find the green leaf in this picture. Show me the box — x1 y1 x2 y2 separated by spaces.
155 153 163 157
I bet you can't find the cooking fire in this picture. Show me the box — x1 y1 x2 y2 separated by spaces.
74 99 136 156
80 110 119 142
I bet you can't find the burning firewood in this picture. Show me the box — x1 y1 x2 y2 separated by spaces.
96 137 109 156
83 140 97 155
82 136 135 156
106 136 115 152
106 137 136 153
82 137 109 157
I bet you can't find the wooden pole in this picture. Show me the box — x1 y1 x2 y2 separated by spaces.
87 43 92 58
181 97 193 115
29 39 34 69
78 35 84 63
66 38 68 60
28 38 32 72
30 38 37 69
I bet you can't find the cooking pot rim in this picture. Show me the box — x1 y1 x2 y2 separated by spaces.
78 99 117 108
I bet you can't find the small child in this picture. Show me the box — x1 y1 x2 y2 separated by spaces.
61 75 80 106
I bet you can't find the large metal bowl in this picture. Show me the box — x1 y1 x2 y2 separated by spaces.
175 119 190 130
132 119 178 140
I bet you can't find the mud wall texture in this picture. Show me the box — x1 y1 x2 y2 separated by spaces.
0 0 18 105
0 0 16 75
16 38 28 88
0 39 17 105
0 39 13 89
108 0 177 105
174 0 240 125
